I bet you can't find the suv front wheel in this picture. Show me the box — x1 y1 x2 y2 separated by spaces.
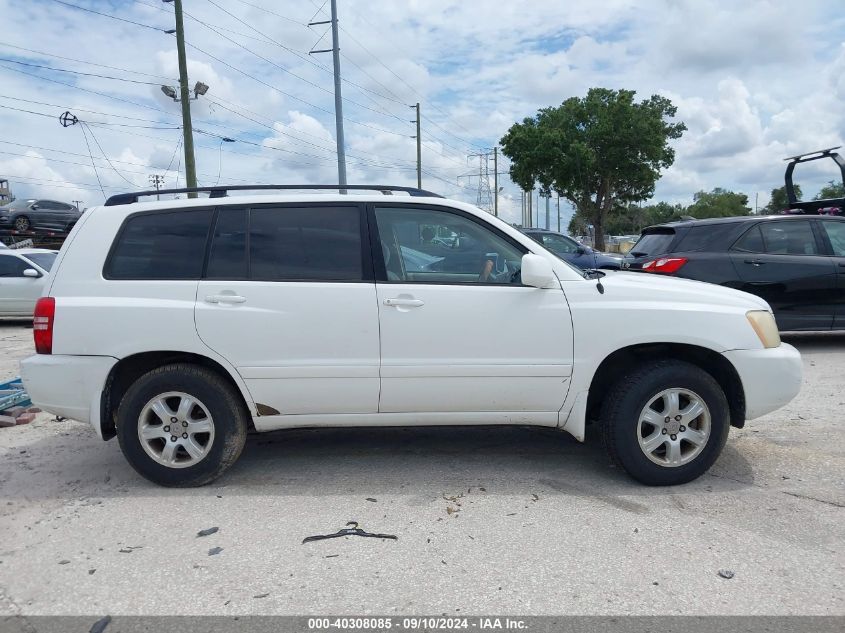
600 360 730 485
116 363 248 487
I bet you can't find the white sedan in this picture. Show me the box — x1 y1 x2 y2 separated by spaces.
0 248 57 317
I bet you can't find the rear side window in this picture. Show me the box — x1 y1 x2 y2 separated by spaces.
629 230 676 256
207 208 248 279
760 221 818 255
249 206 363 281
106 209 213 279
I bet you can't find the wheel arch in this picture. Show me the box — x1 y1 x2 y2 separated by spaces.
586 343 746 430
100 351 256 440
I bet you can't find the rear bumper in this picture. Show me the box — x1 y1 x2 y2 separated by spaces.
723 343 802 420
20 354 116 438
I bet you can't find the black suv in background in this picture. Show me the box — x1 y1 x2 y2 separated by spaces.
623 215 845 331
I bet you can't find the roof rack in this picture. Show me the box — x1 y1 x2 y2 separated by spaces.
783 147 845 210
104 184 443 206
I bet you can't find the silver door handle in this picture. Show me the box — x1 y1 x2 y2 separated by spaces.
383 298 424 308
205 294 246 304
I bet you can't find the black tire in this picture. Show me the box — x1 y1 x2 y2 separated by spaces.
14 216 30 231
600 359 730 486
116 363 248 487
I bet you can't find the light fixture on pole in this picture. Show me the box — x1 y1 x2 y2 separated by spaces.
161 82 209 102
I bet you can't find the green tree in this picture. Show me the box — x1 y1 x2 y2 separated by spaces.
500 88 686 250
687 188 751 218
815 180 845 200
764 185 801 214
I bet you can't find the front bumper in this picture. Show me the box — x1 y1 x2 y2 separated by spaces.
20 354 117 438
723 343 802 420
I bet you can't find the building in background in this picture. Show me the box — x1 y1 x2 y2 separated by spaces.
0 179 11 204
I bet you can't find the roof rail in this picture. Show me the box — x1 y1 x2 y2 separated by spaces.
104 184 443 206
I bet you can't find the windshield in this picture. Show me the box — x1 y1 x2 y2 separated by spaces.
629 230 676 257
21 252 57 271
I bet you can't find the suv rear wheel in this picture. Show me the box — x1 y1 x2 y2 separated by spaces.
600 360 730 485
116 363 248 486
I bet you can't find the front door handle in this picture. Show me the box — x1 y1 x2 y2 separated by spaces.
744 259 765 266
383 298 424 308
205 294 247 304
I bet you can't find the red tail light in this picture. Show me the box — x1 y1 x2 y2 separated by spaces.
642 257 688 274
33 297 55 354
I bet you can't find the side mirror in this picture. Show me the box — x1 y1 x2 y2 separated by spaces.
30 204 38 210
22 268 40 278
521 254 557 289
576 247 586 256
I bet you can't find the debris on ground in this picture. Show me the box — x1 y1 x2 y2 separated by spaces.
89 615 111 633
718 569 735 579
197 527 219 537
302 521 397 544
208 547 223 556
58 560 70 565
365 497 377 502
253 593 269 599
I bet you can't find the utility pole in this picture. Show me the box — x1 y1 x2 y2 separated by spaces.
411 103 421 188
149 174 165 200
72 199 83 210
556 193 561 232
493 146 498 217
170 0 197 196
542 190 550 229
309 0 347 187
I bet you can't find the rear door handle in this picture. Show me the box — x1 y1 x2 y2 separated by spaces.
205 294 246 304
383 298 424 308
744 259 765 266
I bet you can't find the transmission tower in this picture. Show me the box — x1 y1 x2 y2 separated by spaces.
468 151 494 213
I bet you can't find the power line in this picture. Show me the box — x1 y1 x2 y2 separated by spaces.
181 37 408 139
1 64 178 119
190 1 409 126
309 0 482 149
0 57 168 86
50 0 166 31
0 43 177 82
0 95 169 124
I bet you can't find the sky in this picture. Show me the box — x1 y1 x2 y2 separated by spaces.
0 0 844 228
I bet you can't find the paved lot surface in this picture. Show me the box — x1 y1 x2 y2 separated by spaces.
0 320 842 616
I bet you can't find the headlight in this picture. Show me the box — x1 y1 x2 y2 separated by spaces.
746 310 781 349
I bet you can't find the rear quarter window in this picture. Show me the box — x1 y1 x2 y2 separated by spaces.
630 230 677 256
104 209 213 279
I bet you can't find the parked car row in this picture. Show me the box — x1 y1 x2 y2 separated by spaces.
0 199 82 233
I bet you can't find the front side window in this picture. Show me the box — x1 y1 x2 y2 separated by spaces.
375 206 524 284
820 221 845 256
0 254 29 277
249 206 363 281
105 209 213 279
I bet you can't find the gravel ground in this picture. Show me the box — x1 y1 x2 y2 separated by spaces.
0 320 842 616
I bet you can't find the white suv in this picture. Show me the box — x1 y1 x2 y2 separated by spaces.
21 185 803 487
